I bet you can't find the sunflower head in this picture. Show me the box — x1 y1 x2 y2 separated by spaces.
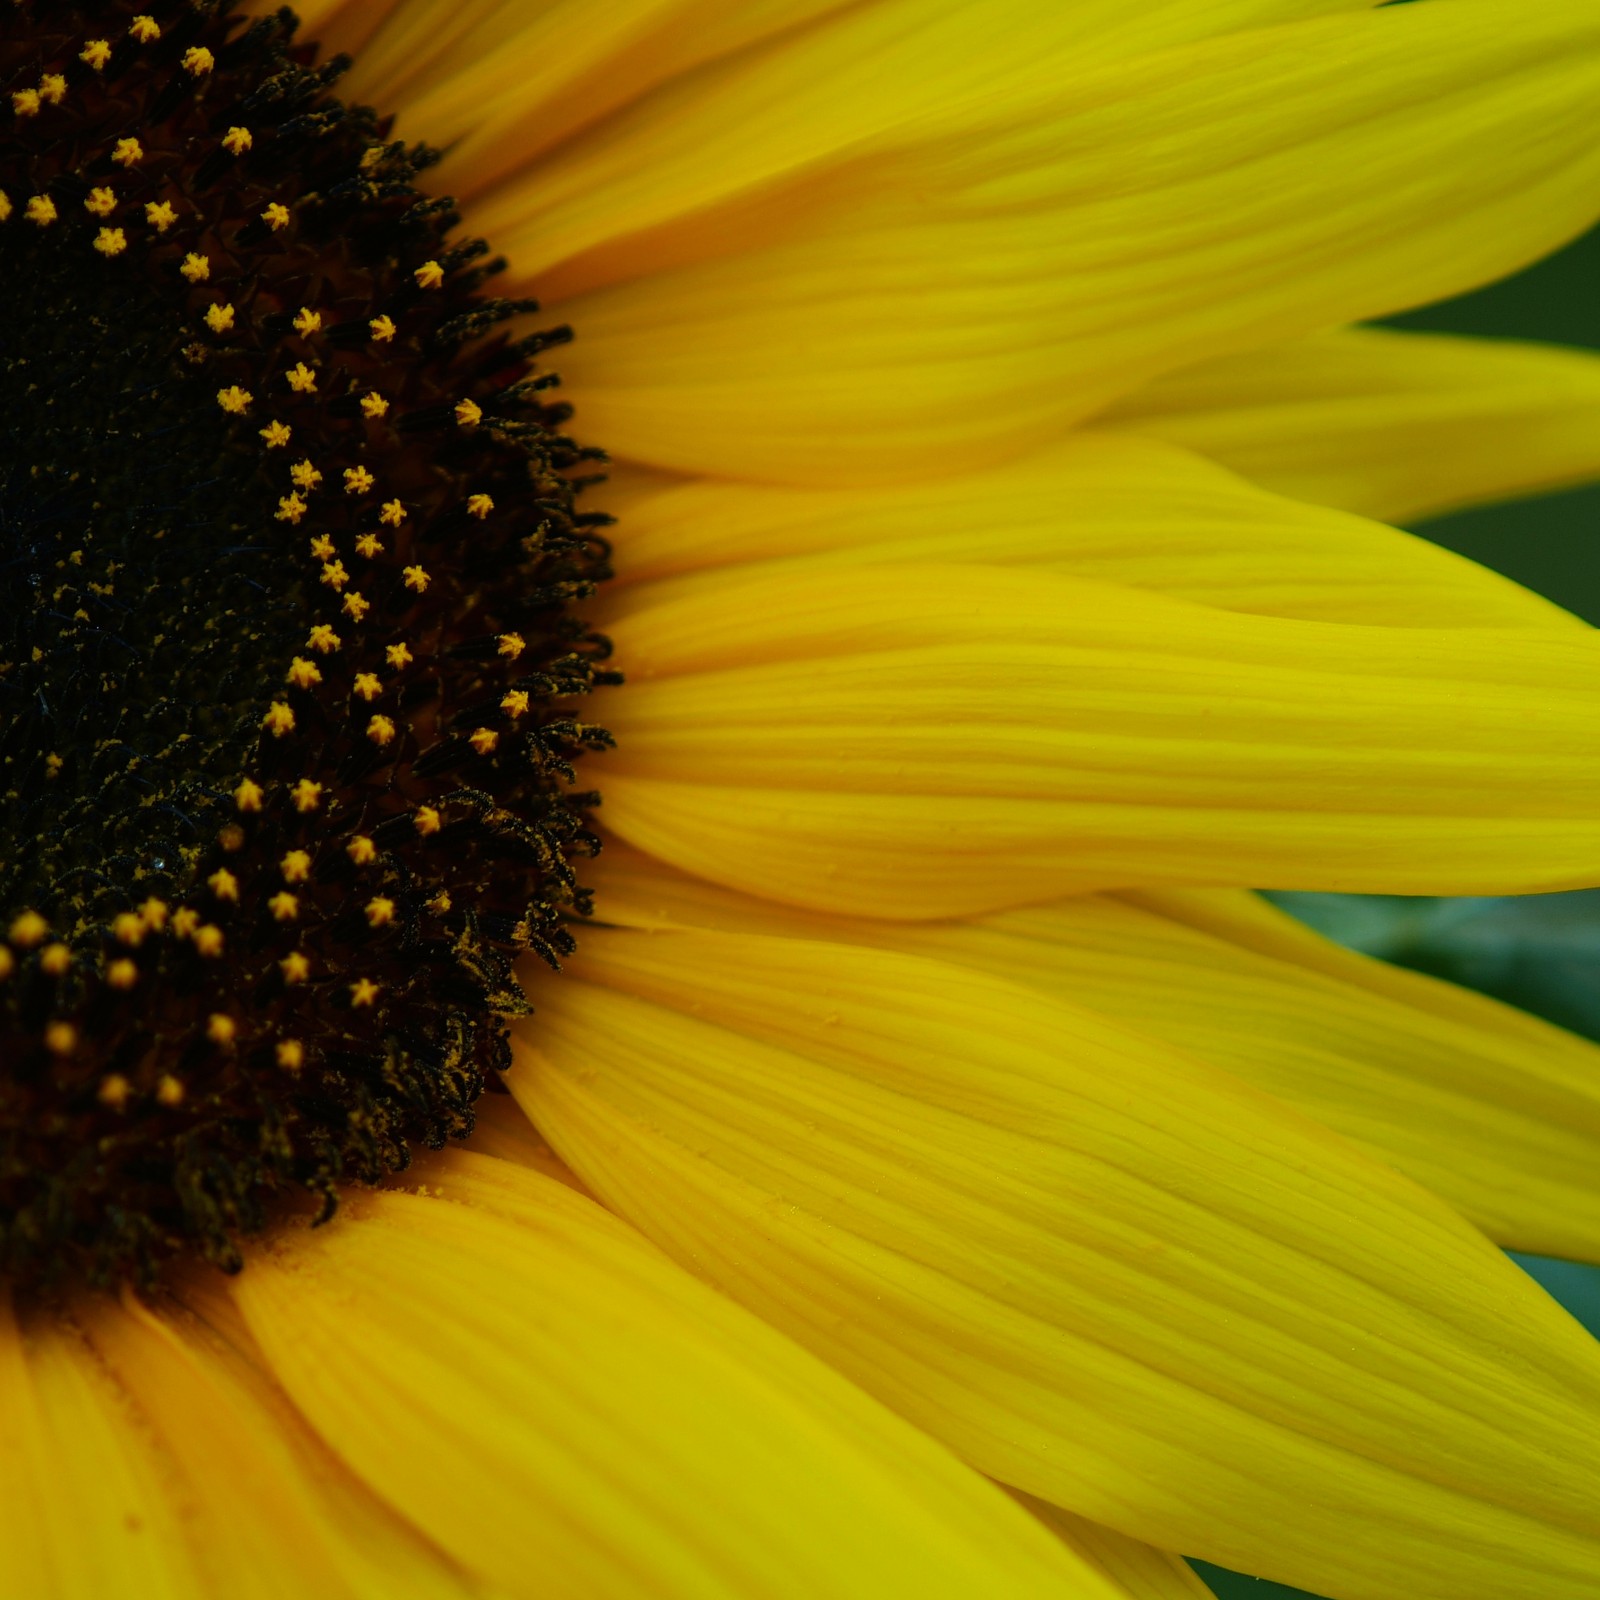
0 0 614 1288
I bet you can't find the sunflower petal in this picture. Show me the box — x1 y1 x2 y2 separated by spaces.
0 1295 204 1599
1010 1495 1214 1600
1103 327 1600 524
512 925 1600 1600
75 1289 475 1600
597 563 1600 914
230 1174 1132 1600
600 432 1575 629
539 1 1600 483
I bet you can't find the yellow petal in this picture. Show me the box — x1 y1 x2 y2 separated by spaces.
601 432 1575 629
582 844 1600 1260
1010 1495 1214 1600
512 924 1600 1600
0 1295 203 1599
231 1172 1130 1600
1104 327 1600 524
77 1288 474 1600
541 1 1600 483
597 562 1600 915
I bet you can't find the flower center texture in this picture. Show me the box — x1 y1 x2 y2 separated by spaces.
0 1 615 1287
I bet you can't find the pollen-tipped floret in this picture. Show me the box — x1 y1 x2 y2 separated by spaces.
0 0 615 1288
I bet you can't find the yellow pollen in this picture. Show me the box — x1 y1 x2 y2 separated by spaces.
260 420 291 448
45 752 64 778
218 824 246 852
414 806 442 836
350 978 380 1007
207 869 239 902
291 779 323 813
171 907 201 939
276 1038 305 1070
343 466 375 495
112 911 146 946
402 565 430 593
308 534 336 560
285 362 317 394
193 925 224 958
497 633 525 660
111 137 144 168
291 459 324 492
10 911 48 947
81 39 113 70
469 728 500 756
307 624 341 654
204 303 236 333
263 701 295 737
365 714 396 747
467 494 494 519
385 642 413 670
292 307 322 337
140 898 168 931
427 891 452 915
12 89 40 119
93 227 127 257
107 958 138 990
320 560 348 590
262 202 291 231
182 46 215 75
276 493 308 524
268 892 299 922
0 193 11 223
39 943 72 976
223 126 253 155
365 898 396 927
39 74 67 106
280 953 310 984
156 1074 186 1106
217 386 253 415
414 260 445 289
234 777 264 812
206 1014 236 1045
26 195 58 227
286 656 322 689
501 689 531 718
378 499 406 527
454 398 483 428
0 948 12 980
129 15 161 42
280 851 312 884
145 199 178 232
360 392 389 419
342 592 371 621
98 1072 131 1107
370 314 396 342
84 187 117 218
354 533 383 559
180 252 211 282
50 1023 80 1058
353 672 383 700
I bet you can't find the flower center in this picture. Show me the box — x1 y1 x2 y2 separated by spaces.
0 1 614 1287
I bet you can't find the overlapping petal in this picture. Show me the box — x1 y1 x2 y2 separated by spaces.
490 1 1600 483
584 846 1600 1261
600 432 1576 628
230 1170 1128 1600
595 562 1600 914
1104 327 1600 524
1012 1497 1215 1600
510 925 1600 1600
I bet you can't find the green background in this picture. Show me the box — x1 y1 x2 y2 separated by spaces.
1192 225 1600 1599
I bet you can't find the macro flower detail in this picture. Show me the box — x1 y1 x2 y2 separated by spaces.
1 0 613 1285
8 3 1600 1600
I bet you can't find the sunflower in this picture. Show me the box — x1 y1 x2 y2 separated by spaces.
7 1 1600 1597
